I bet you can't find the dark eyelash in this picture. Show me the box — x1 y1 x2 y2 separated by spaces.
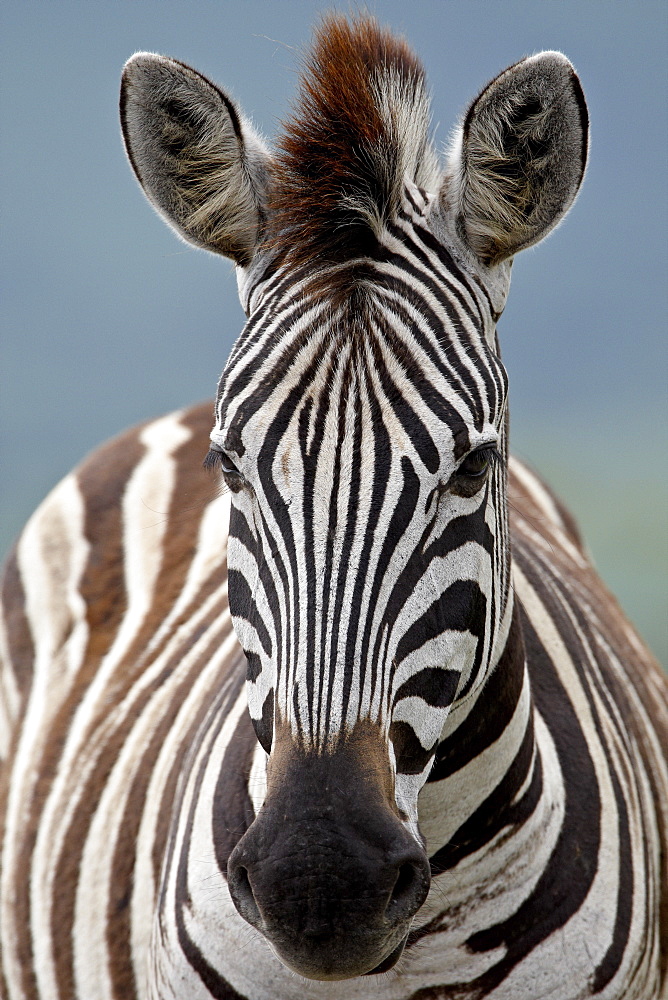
203 448 222 472
487 446 504 469
458 445 500 477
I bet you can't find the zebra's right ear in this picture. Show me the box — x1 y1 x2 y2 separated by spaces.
448 52 588 265
120 53 272 266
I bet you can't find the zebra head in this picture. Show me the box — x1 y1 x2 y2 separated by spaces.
121 16 587 982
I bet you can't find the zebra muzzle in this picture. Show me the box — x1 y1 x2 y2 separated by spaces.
225 725 430 980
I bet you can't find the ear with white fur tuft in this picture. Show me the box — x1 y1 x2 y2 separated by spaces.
449 52 588 265
120 53 272 265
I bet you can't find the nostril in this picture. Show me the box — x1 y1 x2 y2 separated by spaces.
386 856 430 922
228 863 262 928
236 865 254 901
390 862 418 909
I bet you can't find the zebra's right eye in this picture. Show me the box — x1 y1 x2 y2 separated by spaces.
446 445 500 498
220 454 241 477
204 448 247 492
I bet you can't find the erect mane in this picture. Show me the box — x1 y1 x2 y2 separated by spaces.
269 14 440 278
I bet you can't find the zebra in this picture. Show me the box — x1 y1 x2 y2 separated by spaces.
1 12 666 999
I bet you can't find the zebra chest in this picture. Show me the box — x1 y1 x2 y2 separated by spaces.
142 665 654 1000
1 415 663 1000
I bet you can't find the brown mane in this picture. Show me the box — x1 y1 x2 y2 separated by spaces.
268 14 440 280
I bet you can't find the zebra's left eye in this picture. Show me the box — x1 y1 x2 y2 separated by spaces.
457 446 496 479
448 446 499 497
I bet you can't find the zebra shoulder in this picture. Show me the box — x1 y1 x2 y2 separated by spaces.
0 402 219 762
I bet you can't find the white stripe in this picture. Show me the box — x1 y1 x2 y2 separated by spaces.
417 668 531 855
147 682 249 1000
507 562 633 997
1 473 88 999
103 413 191 670
0 608 20 760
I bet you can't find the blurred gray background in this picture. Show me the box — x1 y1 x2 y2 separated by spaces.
2 1 666 663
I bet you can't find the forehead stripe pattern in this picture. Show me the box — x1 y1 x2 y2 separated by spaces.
221 205 510 758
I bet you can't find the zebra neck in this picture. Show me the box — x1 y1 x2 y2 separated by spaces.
417 603 536 867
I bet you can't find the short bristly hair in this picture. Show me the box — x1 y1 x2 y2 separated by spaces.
269 15 441 279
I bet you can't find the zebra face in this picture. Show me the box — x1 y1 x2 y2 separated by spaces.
215 266 511 807
213 256 512 977
121 12 588 982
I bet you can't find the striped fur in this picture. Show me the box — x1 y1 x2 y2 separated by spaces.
1 405 665 998
2 14 667 1000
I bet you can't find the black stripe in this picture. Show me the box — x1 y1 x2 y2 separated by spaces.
373 308 473 457
393 667 459 709
429 602 524 782
429 708 539 873
453 602 601 995
323 363 364 736
339 368 393 726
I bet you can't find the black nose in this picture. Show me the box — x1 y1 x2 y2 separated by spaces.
227 820 430 979
226 860 261 928
228 832 429 933
386 854 430 924
226 784 430 980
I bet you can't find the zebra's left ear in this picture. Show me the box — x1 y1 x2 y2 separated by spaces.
449 52 588 265
121 53 272 266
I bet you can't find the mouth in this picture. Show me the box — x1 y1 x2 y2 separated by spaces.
363 932 409 975
267 924 411 982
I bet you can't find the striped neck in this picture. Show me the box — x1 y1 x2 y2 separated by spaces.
417 600 533 865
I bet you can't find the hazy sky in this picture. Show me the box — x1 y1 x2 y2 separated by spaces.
1 1 666 660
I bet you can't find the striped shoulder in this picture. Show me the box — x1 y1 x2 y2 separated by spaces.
508 453 665 695
0 404 250 1000
0 402 221 762
508 455 668 980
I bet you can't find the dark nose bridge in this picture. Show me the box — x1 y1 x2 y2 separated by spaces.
226 719 431 979
267 717 397 808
